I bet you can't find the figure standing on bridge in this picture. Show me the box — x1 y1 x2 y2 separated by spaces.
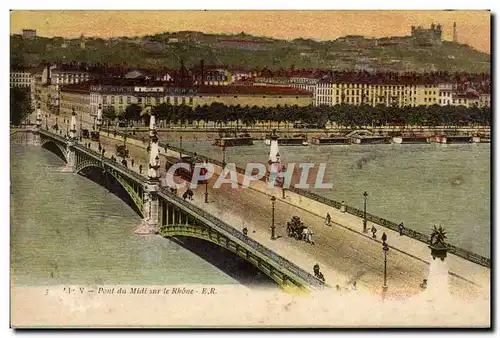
98 143 102 152
398 222 405 236
420 279 427 289
139 164 143 174
371 225 377 239
102 149 105 156
325 213 331 226
243 227 248 236
313 263 320 277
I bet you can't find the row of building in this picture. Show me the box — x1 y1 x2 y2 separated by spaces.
11 63 490 129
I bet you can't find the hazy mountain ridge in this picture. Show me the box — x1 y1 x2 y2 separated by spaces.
10 31 490 73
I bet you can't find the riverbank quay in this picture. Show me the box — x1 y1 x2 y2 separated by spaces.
105 124 490 142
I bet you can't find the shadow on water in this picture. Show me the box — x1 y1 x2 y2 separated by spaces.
41 141 67 163
169 236 277 289
79 167 143 216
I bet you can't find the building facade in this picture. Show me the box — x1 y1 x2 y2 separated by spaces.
10 71 33 88
51 68 91 85
315 80 445 108
22 29 36 39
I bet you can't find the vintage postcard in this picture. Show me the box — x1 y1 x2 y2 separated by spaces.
9 10 491 328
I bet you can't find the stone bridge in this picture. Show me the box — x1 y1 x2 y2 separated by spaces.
15 126 326 293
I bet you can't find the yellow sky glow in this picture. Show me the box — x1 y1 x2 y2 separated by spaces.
10 10 490 54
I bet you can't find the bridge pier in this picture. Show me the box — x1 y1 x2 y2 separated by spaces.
137 183 160 234
61 140 76 172
135 111 161 235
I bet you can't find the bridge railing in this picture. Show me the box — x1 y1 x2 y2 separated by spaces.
39 129 68 144
114 132 491 268
74 143 148 184
157 187 326 290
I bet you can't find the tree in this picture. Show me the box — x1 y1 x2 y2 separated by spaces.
123 103 142 122
10 87 32 126
103 105 116 121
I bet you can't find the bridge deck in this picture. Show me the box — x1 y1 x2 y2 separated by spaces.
89 132 488 299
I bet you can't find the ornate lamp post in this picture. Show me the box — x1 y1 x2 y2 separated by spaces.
79 115 83 141
222 145 227 168
382 232 389 292
363 191 368 233
204 178 209 204
178 136 183 157
45 114 48 129
271 196 276 240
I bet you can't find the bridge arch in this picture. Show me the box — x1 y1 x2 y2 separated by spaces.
41 140 67 163
161 224 307 293
76 163 144 217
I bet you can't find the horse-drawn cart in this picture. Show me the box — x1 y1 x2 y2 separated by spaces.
286 216 314 244
286 216 307 240
116 144 129 158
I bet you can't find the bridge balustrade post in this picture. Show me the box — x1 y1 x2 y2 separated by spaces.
139 183 159 234
137 111 161 234
62 139 76 173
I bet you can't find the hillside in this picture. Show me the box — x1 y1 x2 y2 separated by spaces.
10 31 490 73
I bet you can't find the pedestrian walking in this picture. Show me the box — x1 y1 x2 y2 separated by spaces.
325 213 331 226
398 222 405 236
139 164 143 174
98 143 102 152
131 158 134 167
243 227 248 236
308 228 315 245
371 225 377 239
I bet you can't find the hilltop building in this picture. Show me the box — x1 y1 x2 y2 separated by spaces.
22 29 36 39
411 23 443 46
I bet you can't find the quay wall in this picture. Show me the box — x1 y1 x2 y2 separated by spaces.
108 125 491 142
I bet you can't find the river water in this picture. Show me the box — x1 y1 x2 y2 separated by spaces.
10 141 490 287
179 140 491 258
10 144 271 287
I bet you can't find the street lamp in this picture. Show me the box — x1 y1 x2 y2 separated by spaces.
179 136 183 157
222 145 226 168
45 115 48 129
382 232 389 293
204 169 209 203
363 191 368 233
270 196 276 240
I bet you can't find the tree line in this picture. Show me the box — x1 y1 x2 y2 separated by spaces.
10 87 33 126
101 102 491 128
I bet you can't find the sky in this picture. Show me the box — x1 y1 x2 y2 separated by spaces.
10 10 491 53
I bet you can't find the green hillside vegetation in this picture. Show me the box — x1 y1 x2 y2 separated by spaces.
10 31 490 73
